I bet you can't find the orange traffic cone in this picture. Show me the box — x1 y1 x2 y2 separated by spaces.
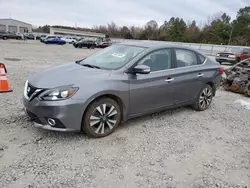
0 63 13 93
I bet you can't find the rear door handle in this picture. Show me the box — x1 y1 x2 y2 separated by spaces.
165 78 174 82
197 73 204 77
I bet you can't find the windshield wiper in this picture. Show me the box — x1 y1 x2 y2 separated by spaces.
82 64 100 69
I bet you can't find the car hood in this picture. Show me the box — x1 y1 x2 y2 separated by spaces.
28 63 111 88
218 51 234 54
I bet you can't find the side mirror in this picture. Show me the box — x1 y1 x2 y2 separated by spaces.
133 64 150 74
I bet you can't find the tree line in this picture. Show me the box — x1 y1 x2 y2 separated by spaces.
33 6 250 46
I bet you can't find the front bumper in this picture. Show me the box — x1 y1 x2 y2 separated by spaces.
23 96 86 132
33 122 75 132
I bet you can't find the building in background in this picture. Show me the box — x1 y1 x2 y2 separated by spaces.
0 18 32 33
50 27 106 39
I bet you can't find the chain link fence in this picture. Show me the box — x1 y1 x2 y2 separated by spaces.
110 38 246 56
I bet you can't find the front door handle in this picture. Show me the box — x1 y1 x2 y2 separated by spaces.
165 78 174 83
197 73 204 77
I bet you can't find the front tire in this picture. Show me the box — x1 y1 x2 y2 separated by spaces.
82 98 121 138
192 84 213 111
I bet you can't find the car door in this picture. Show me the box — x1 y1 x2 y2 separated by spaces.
172 48 205 104
55 38 61 43
129 48 175 115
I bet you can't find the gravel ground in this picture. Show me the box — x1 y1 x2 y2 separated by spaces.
0 40 249 188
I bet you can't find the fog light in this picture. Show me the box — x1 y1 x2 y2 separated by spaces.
47 118 56 126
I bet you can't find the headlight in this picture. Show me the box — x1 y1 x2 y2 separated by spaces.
228 55 236 58
216 54 220 57
39 86 78 101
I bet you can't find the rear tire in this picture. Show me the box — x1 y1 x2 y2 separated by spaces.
82 97 121 138
192 84 213 111
3 36 7 40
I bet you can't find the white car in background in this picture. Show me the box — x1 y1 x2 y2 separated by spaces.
61 37 77 44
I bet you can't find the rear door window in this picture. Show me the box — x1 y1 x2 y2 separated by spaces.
175 49 198 68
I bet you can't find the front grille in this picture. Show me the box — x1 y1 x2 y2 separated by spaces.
27 84 37 97
220 54 229 57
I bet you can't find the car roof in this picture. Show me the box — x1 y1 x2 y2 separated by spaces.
116 41 198 51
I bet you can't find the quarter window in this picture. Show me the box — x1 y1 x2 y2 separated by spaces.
175 49 198 68
198 54 206 64
139 49 172 72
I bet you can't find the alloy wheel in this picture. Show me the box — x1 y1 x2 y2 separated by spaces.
199 87 213 109
89 103 118 135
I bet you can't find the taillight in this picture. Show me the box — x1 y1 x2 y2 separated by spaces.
218 66 224 74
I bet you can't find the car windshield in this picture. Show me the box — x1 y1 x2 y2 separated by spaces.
79 44 146 70
228 47 242 53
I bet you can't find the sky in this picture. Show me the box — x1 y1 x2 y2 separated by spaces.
0 0 249 28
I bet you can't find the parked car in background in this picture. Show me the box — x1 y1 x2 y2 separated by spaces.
44 37 66 45
40 35 59 43
35 34 42 40
23 42 223 138
39 35 47 41
216 47 250 64
0 31 9 40
24 33 35 40
73 39 97 48
61 36 77 44
96 41 112 48
72 38 84 44
7 31 22 39
0 31 21 40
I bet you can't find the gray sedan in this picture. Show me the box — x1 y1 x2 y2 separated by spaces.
23 42 223 138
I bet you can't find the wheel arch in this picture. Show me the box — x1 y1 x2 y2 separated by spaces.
205 81 216 96
81 93 127 127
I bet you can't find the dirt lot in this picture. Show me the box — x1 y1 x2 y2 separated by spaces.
0 40 249 188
